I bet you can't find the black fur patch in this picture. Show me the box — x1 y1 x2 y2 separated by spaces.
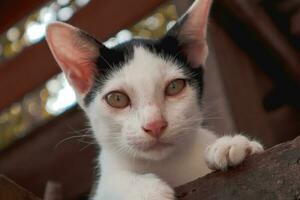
84 42 134 105
144 35 204 101
84 36 204 106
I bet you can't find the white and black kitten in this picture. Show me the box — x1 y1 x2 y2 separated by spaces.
46 0 263 199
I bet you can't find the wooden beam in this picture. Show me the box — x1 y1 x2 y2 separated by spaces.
291 9 300 36
209 22 275 146
0 175 41 200
173 0 193 16
0 0 48 34
176 136 300 199
0 108 96 200
221 0 300 83
0 0 166 112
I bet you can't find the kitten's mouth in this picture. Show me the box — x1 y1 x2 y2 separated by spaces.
130 140 173 152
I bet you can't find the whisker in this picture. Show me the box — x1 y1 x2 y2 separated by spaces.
79 143 96 151
55 135 94 148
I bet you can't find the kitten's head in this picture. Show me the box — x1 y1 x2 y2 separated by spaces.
46 0 212 161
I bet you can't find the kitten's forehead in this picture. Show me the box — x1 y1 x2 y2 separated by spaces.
102 46 185 96
123 46 184 81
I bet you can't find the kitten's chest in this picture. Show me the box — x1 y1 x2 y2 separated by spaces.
135 138 212 186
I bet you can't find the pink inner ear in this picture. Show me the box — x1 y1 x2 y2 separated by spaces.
183 43 208 68
60 57 95 94
46 22 99 95
186 0 212 39
179 0 212 67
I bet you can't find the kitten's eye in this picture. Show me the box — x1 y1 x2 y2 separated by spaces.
105 92 130 108
165 79 186 96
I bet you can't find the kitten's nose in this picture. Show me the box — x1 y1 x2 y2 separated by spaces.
142 119 168 139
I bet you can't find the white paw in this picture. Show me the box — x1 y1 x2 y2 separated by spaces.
128 173 175 200
205 135 263 170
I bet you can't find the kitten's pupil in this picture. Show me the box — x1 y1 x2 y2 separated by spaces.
106 92 130 108
166 79 186 96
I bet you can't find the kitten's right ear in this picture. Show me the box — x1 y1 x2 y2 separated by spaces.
166 0 213 68
46 22 100 97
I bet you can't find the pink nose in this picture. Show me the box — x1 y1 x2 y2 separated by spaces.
142 119 168 138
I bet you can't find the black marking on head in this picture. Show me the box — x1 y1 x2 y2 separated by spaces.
134 13 204 101
148 35 204 102
131 32 204 102
83 16 204 106
84 42 134 105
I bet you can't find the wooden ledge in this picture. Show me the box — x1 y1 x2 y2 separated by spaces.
0 175 41 200
1 136 300 199
176 136 300 200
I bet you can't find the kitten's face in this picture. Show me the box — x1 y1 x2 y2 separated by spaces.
46 0 212 161
86 45 202 160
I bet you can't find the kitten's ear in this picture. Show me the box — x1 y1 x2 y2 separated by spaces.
167 0 213 68
46 22 100 96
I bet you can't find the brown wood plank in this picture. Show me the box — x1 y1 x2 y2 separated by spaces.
0 108 97 200
0 0 166 112
0 175 41 200
173 0 192 16
0 0 48 34
291 9 300 36
176 136 300 199
268 106 300 143
221 0 300 83
209 22 275 147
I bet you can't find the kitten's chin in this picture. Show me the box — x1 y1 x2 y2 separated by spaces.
130 142 176 161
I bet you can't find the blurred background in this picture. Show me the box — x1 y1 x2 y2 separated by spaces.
0 0 299 199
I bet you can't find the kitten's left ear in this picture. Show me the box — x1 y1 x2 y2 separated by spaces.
168 0 213 68
46 22 101 99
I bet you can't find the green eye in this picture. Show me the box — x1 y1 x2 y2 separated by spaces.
165 79 186 96
106 92 130 108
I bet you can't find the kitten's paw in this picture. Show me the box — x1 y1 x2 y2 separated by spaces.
129 173 175 200
205 135 263 170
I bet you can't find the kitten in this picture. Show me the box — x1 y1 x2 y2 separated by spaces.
45 0 263 199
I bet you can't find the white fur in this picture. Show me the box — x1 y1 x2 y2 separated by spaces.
83 47 263 200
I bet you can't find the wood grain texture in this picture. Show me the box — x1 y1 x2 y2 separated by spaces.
0 175 41 200
0 0 48 34
0 108 97 200
209 22 275 146
221 0 300 83
176 136 300 200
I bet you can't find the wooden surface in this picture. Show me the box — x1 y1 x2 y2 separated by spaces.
221 0 300 83
176 136 300 200
0 0 165 112
0 175 40 200
0 0 48 34
209 22 275 146
210 2 300 144
0 108 97 200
